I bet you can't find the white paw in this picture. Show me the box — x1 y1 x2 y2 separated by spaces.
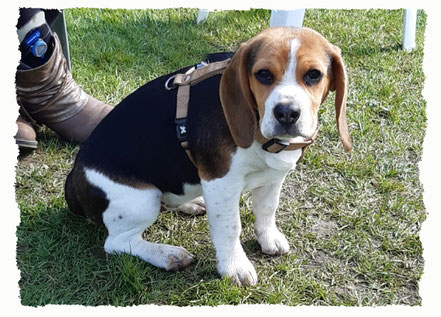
105 236 194 271
179 197 206 215
217 252 258 286
162 245 194 271
255 228 290 256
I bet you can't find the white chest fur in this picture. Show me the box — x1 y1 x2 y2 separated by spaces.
162 141 300 207
238 141 301 191
199 141 299 285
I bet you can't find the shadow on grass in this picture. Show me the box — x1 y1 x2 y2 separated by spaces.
346 43 406 61
17 202 223 306
347 43 403 57
69 8 268 75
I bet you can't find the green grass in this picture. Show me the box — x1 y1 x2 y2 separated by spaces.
16 8 427 306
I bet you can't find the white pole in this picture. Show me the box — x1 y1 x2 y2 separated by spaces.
197 9 210 24
402 9 418 51
270 9 305 27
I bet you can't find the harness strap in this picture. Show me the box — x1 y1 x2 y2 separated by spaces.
169 58 318 166
173 59 231 87
172 60 231 166
175 82 195 165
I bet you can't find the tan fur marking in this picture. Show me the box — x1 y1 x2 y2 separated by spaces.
197 138 236 181
295 34 333 120
249 40 290 121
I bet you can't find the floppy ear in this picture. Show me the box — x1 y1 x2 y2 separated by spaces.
219 41 257 149
329 45 352 152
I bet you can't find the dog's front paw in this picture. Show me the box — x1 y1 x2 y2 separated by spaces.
217 253 258 286
256 228 290 256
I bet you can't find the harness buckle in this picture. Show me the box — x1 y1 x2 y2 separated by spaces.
175 118 188 142
262 138 289 153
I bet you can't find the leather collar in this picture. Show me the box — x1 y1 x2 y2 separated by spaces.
255 126 319 154
255 126 319 163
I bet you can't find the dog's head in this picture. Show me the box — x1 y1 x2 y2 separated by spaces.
220 27 352 152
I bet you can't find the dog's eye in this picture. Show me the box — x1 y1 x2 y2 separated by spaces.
255 69 273 85
303 69 323 86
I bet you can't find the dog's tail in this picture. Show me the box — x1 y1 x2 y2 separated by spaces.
65 164 107 224
65 166 86 218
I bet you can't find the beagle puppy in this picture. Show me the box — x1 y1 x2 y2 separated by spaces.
65 27 351 286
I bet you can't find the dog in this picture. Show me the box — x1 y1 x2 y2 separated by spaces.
65 27 352 286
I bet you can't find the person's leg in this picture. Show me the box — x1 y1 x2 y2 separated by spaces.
15 8 113 150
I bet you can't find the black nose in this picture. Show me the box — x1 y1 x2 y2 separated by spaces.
273 104 300 125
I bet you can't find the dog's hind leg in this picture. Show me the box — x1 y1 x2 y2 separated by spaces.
160 185 205 215
178 197 206 215
161 197 206 215
85 169 193 271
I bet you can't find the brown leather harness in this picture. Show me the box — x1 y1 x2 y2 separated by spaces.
165 59 317 166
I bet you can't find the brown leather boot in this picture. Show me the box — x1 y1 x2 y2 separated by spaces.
16 33 113 143
15 115 38 149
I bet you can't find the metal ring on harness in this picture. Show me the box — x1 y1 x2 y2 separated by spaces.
165 75 177 90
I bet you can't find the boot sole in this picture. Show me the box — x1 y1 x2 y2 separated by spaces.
15 138 38 149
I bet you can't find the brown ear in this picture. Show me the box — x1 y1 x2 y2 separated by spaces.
219 41 257 149
330 45 352 152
